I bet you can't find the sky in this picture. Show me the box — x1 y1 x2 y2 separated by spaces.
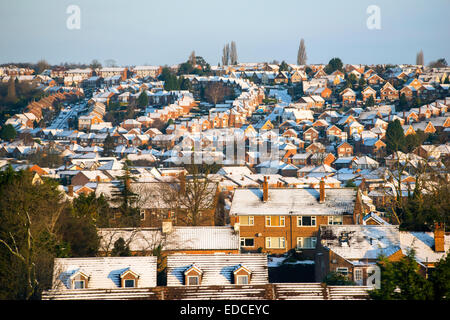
1 0 449 67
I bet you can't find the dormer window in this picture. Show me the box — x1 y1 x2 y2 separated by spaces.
233 265 252 285
184 264 203 286
120 269 140 288
70 270 89 289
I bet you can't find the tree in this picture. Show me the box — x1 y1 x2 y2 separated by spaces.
429 252 450 300
398 93 408 111
365 95 375 107
137 91 149 108
111 163 140 227
428 58 447 68
111 238 131 257
6 76 17 103
222 43 230 66
324 57 343 74
230 41 238 65
102 134 115 157
204 82 226 105
369 250 434 300
297 38 307 65
323 271 355 285
90 59 102 70
0 124 17 141
35 59 50 74
105 59 117 67
189 51 196 66
385 120 406 154
279 60 289 71
416 50 424 66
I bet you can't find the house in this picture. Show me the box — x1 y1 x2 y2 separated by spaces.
337 142 353 158
361 86 377 102
44 256 157 298
340 88 356 105
380 82 399 101
315 223 449 286
166 254 268 286
229 178 361 256
303 127 319 143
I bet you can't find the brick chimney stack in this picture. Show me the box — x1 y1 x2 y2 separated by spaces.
262 176 269 202
68 185 74 197
434 222 445 252
319 177 325 203
179 172 186 195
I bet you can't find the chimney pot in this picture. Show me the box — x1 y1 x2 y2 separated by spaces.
434 222 445 252
319 178 325 203
262 176 269 202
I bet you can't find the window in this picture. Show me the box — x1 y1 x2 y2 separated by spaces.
240 238 255 247
236 275 249 285
140 209 146 221
265 216 285 227
124 279 135 288
187 276 199 286
74 280 85 289
266 237 285 249
297 216 316 227
354 269 363 282
336 267 349 276
240 216 254 226
328 216 343 225
297 237 317 249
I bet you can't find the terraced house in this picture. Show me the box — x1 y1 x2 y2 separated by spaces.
229 177 363 257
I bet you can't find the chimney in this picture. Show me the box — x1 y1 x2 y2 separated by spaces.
162 218 173 234
68 185 74 197
319 177 325 203
262 176 269 202
434 222 445 252
96 175 101 183
125 178 131 189
179 172 186 195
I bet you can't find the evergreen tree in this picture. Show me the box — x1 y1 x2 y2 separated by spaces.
102 133 115 157
365 95 375 107
398 93 408 110
385 119 406 154
6 76 17 103
324 57 343 74
137 91 149 108
279 61 289 71
430 252 450 300
0 124 17 141
111 238 131 257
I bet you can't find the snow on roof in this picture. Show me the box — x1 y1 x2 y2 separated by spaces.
230 188 356 216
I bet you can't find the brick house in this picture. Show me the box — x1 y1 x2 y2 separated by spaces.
337 142 353 158
361 86 377 102
229 178 361 256
380 82 399 101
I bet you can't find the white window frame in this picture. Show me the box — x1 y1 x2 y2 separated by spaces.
336 267 349 276
297 216 316 227
236 275 249 285
187 276 199 286
265 216 285 227
240 216 254 226
296 237 317 249
328 216 343 225
124 279 135 288
73 280 85 289
266 237 286 249
240 237 255 247
140 209 146 221
354 268 363 282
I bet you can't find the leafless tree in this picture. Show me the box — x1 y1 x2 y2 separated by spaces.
222 43 230 66
297 38 307 65
230 41 238 65
416 50 424 66
189 51 196 66
204 82 226 105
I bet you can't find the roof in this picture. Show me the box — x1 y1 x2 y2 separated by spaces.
52 256 157 290
166 254 268 286
230 188 356 216
98 226 240 252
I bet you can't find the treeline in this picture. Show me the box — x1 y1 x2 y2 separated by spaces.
0 165 140 299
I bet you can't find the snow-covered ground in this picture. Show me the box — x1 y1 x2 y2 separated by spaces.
268 88 292 105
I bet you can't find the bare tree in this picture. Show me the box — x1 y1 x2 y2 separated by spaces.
297 38 307 65
230 41 238 65
416 50 424 66
222 44 230 66
189 51 196 66
204 82 226 105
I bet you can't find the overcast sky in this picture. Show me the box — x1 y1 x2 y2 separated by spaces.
1 0 449 66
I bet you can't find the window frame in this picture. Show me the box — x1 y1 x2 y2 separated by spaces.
124 279 135 288
336 267 349 276
354 268 363 282
265 215 285 227
187 276 199 286
73 280 85 289
266 237 286 249
240 216 254 226
297 216 316 227
296 237 317 249
236 275 249 285
328 216 343 225
240 237 255 247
